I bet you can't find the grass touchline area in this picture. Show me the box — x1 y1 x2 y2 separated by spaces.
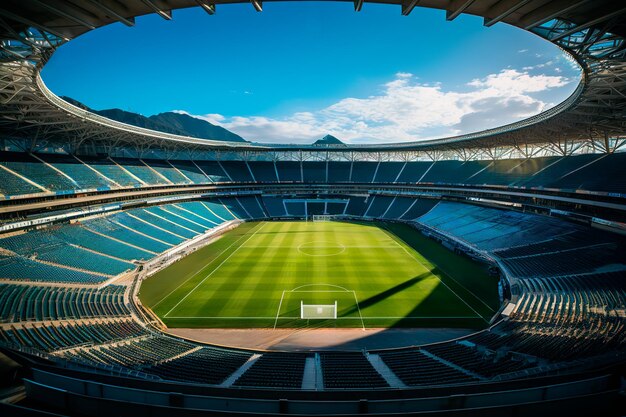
139 220 501 329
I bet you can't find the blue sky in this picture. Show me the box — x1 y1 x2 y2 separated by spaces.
42 2 580 144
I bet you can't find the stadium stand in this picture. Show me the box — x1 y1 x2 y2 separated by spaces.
144 346 252 385
234 352 307 388
320 352 389 389
0 285 129 322
0 2 625 416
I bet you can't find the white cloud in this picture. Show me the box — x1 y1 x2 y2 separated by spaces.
178 68 572 144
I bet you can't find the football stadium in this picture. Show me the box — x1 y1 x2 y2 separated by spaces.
0 1 625 416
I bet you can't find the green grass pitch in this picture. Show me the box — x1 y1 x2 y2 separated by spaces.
139 221 501 329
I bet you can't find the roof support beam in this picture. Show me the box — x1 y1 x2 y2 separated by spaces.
29 0 97 30
84 0 135 27
401 0 421 16
0 8 69 41
251 0 263 12
354 0 364 12
552 7 626 42
195 0 215 15
446 0 475 22
140 0 172 20
484 0 533 27
520 0 592 30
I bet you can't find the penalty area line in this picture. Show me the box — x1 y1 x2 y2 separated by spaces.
163 222 267 318
352 291 366 331
273 290 286 329
151 226 255 309
395 243 487 323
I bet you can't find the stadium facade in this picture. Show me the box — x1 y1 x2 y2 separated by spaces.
0 1 625 416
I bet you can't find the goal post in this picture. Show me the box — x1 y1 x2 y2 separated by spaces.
311 215 337 222
301 301 338 319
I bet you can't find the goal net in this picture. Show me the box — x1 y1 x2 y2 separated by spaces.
311 215 337 222
301 301 337 319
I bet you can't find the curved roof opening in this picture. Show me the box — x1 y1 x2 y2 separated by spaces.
41 2 581 145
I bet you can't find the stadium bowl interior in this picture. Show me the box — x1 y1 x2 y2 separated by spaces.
0 1 625 416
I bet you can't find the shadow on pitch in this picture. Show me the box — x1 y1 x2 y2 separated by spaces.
340 271 433 317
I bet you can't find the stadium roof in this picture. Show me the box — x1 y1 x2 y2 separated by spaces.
0 0 624 153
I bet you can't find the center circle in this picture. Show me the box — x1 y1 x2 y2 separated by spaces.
297 242 346 256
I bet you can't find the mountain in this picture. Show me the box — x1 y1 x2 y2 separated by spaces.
60 96 247 143
313 134 344 146
149 112 246 143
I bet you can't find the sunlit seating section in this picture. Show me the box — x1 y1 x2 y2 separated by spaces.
39 153 113 190
132 207 200 238
57 224 154 261
417 201 575 251
112 211 186 245
0 254 106 284
168 160 211 184
201 200 237 221
0 284 129 322
0 229 134 276
0 152 76 192
0 167 42 196
84 217 172 253
157 205 213 230
171 201 224 226
65 336 195 368
512 271 626 324
143 159 192 184
110 158 169 185
0 320 145 352
79 156 142 187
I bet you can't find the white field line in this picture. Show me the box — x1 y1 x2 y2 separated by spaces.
272 288 365 329
240 245 402 248
163 222 267 317
273 290 286 329
151 225 257 309
352 291 366 330
380 226 495 313
405 243 496 313
392 242 487 322
166 316 479 319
